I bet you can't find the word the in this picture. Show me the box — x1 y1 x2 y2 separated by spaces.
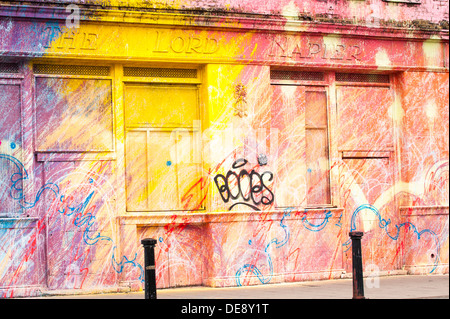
154 30 219 54
214 158 274 211
41 25 99 50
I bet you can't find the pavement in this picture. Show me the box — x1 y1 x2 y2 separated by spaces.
27 274 448 299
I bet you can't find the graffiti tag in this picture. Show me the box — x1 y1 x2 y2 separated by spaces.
214 158 274 211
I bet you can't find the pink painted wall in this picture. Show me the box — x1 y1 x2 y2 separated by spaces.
0 0 448 297
11 0 450 24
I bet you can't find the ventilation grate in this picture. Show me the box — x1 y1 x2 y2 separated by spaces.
271 70 325 81
336 73 390 84
123 67 197 78
0 63 20 74
33 64 110 76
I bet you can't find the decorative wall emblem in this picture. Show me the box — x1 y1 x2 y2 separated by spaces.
233 83 248 117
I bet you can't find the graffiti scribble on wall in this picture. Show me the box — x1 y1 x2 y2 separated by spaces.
214 158 274 211
0 1 448 298
0 153 144 297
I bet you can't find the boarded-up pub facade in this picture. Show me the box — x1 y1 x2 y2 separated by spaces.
0 0 448 297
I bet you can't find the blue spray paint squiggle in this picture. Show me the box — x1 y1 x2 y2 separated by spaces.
343 204 441 273
56 188 144 281
301 210 333 232
1 153 59 209
1 153 145 282
235 211 290 286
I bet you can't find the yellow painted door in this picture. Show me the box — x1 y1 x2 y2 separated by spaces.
124 83 202 211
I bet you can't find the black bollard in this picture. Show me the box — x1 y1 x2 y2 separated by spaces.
141 238 157 299
349 231 365 299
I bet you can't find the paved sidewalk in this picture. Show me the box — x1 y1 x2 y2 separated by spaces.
31 274 448 299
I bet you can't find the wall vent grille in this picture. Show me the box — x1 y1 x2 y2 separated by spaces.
124 67 197 78
0 63 20 74
33 64 110 76
336 73 390 83
271 70 325 81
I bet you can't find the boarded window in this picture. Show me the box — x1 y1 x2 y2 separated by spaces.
271 85 330 207
124 84 199 127
35 77 114 152
0 84 23 216
124 84 202 211
337 86 393 151
305 91 330 206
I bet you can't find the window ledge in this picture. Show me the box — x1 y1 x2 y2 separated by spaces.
36 152 116 162
119 207 344 226
399 205 449 216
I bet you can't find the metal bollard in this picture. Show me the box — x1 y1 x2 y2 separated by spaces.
349 231 365 299
141 238 157 299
